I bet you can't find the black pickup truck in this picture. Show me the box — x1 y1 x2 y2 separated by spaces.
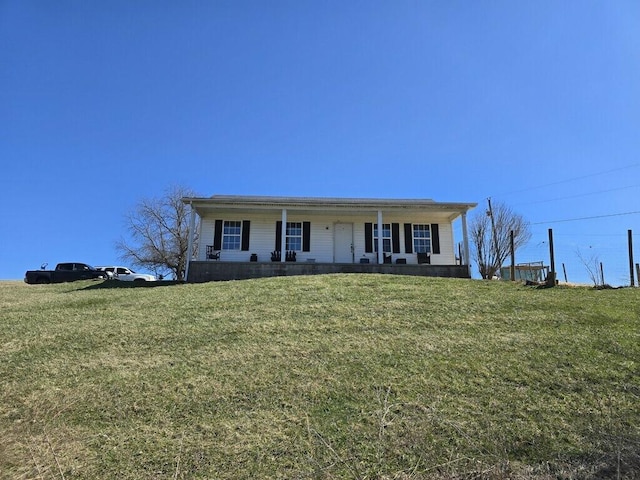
24 263 111 284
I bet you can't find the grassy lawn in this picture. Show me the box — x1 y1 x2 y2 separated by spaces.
1 275 638 479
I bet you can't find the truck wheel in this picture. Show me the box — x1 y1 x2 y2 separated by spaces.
133 278 146 283
36 277 50 284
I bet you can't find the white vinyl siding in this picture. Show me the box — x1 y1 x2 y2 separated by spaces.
198 212 456 265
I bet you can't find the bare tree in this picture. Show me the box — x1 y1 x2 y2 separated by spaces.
575 248 605 287
470 199 531 279
116 185 199 281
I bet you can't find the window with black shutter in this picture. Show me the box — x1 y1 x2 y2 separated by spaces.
404 223 413 253
213 220 223 250
365 223 373 253
303 222 311 252
275 221 282 250
241 221 251 251
430 224 440 254
392 223 400 253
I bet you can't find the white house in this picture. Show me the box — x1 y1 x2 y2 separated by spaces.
183 195 477 282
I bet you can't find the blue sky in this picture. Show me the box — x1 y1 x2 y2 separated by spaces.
1 1 639 284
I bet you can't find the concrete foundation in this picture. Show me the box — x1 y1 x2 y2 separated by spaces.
187 261 471 282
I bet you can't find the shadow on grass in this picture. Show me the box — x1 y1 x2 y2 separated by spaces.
79 280 186 290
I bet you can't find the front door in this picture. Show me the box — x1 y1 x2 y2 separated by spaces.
334 223 354 263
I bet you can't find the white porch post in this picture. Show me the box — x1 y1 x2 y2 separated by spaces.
377 210 384 264
461 212 471 271
185 202 196 281
281 209 287 262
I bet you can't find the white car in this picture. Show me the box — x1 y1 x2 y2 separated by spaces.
96 266 156 282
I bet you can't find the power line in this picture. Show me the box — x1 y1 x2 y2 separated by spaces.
513 184 640 206
530 232 640 237
496 163 640 197
531 210 640 225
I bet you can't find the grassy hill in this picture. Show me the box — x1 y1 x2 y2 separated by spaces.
1 275 638 479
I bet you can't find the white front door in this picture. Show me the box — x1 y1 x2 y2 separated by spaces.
334 223 354 263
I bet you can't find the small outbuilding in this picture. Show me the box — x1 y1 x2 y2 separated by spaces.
500 262 550 282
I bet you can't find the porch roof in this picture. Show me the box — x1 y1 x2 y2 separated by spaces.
183 195 477 221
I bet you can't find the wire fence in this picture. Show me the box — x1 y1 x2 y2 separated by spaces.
511 228 638 287
470 163 640 287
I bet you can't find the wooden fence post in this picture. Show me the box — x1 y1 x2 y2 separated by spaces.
510 231 515 281
629 230 635 287
547 228 556 286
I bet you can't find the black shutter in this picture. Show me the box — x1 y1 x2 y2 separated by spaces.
303 221 311 252
241 220 250 251
392 223 400 253
404 223 413 253
431 224 440 254
364 223 373 253
213 220 223 250
275 221 282 250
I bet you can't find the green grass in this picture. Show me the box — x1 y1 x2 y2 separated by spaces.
1 275 638 479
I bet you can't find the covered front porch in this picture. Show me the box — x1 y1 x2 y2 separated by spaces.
182 195 477 282
187 260 471 282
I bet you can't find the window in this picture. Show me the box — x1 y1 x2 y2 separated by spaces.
373 224 392 253
222 221 242 250
413 224 431 253
286 222 302 251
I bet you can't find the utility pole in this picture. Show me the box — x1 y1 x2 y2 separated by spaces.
487 198 500 274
